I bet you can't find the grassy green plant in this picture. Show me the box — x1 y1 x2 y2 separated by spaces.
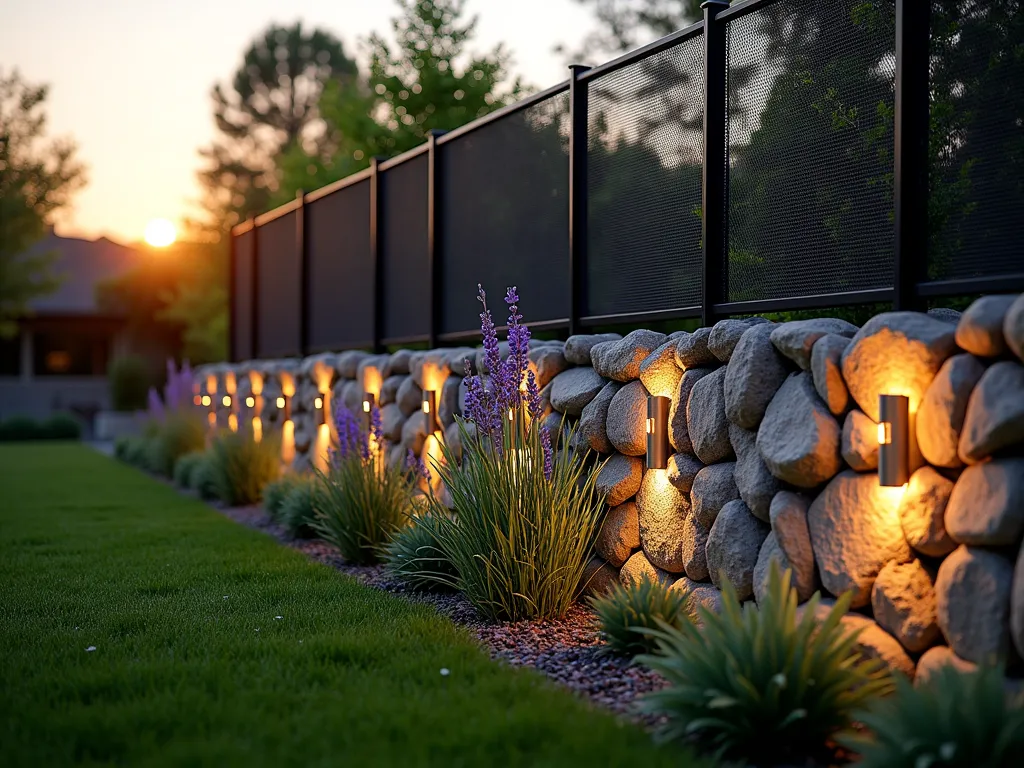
206 429 281 506
845 663 1024 767
383 512 459 592
590 574 689 657
188 452 218 499
263 474 306 522
0 414 81 441
313 450 415 565
279 475 319 538
0 443 698 767
115 435 149 466
429 415 605 621
144 412 206 477
109 355 151 411
636 564 894 762
172 450 207 489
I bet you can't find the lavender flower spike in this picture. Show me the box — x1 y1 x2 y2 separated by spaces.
540 425 553 480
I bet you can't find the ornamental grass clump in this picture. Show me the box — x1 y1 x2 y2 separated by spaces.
264 474 305 522
279 476 319 538
844 663 1024 768
312 405 419 565
428 286 605 621
636 564 894 763
590 575 690 657
173 450 207 489
383 511 458 592
206 427 281 506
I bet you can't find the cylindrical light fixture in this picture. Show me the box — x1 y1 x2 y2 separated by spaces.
362 393 375 431
222 394 232 408
201 395 211 407
277 395 291 422
645 395 670 470
245 396 256 409
314 395 325 425
422 390 437 434
878 394 909 486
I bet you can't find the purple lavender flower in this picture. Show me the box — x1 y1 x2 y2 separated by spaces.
147 386 165 421
370 404 383 445
405 448 430 483
540 425 553 480
333 406 362 460
525 370 541 420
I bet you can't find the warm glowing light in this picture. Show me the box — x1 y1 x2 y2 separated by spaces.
201 395 211 407
228 414 238 432
143 218 177 247
277 396 286 409
314 397 323 409
646 417 655 434
508 409 514 422
245 396 255 408
193 395 202 406
222 395 231 407
252 417 262 443
282 419 295 464
422 400 431 414
207 412 216 426
363 400 371 413
878 422 891 445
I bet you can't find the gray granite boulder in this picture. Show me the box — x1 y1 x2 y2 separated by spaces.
898 466 957 557
687 367 735 464
383 349 413 377
580 556 620 597
591 329 668 382
674 327 717 368
958 361 1024 464
606 380 650 456
438 375 462 427
667 452 704 493
396 376 423 417
871 559 940 654
936 545 1014 664
639 340 683 398
341 379 362 412
841 311 958 422
1012 541 1024 659
672 579 725 626
955 294 1018 357
620 550 675 587
669 368 712 454
412 349 452 391
753 533 793 604
1005 294 1024 361
811 334 852 416
400 411 427 454
595 502 640 568
798 600 916 679
380 403 405 443
808 470 912 608
842 409 879 471
757 372 842 487
729 422 780 522
725 323 790 429
706 499 770 600
768 490 817 602
916 353 986 468
680 512 711 581
549 367 606 416
564 333 621 365
596 454 643 506
927 307 962 325
945 458 1024 546
379 375 405 407
691 462 739 529
709 318 765 363
915 646 977 686
770 318 859 370
575 381 622 454
336 350 369 379
637 470 691 573
528 345 570 388
446 347 477 376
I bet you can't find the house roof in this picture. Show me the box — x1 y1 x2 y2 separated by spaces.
24 230 140 316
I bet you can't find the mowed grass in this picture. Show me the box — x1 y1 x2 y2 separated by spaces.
0 444 696 767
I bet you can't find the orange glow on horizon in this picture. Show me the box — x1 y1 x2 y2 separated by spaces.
143 218 176 247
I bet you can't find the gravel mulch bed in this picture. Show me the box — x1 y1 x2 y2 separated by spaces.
216 502 667 722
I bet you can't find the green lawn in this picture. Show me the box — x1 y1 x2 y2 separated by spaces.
0 444 696 767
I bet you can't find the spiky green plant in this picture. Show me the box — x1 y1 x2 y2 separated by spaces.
427 414 605 621
206 429 281 506
263 474 306 523
590 574 690 657
173 450 207 489
844 663 1024 767
279 476 319 538
145 412 206 477
636 565 894 762
383 512 458 592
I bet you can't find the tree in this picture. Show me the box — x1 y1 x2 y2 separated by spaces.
562 0 702 60
0 69 86 337
196 22 358 230
273 0 525 204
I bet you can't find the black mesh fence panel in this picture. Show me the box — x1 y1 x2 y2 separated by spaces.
440 92 570 335
725 0 896 302
256 212 301 357
233 229 254 360
381 155 429 341
307 180 373 350
586 33 705 318
928 0 1023 282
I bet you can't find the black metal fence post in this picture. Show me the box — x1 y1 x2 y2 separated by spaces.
568 64 591 336
701 1 730 328
249 215 260 360
427 129 446 349
228 226 237 362
893 0 930 311
370 156 385 353
296 189 309 356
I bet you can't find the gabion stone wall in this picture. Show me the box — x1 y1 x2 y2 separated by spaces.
233 294 1024 684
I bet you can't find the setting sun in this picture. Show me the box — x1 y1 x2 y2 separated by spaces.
144 218 176 247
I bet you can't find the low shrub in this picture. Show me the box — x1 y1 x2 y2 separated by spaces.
0 414 81 441
279 476 319 538
144 413 206 477
115 435 150 467
206 429 281 506
636 565 893 763
845 663 1024 767
590 575 689 657
383 512 459 592
313 408 417 564
109 356 151 412
173 450 207 489
429 286 605 621
264 475 305 523
189 454 219 500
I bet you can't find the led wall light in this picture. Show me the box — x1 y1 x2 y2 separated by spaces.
878 394 909 487
314 395 325 426
222 395 232 408
422 390 437 433
201 395 211 407
645 395 670 470
277 395 291 422
362 393 375 430
245 396 256 408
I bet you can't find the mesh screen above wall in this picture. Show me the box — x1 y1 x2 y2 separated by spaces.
381 154 429 342
233 229 254 360
256 212 301 358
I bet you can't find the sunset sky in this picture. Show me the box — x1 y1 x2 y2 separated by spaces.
2 0 597 244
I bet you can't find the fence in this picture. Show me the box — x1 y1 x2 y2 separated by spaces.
229 0 1024 361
